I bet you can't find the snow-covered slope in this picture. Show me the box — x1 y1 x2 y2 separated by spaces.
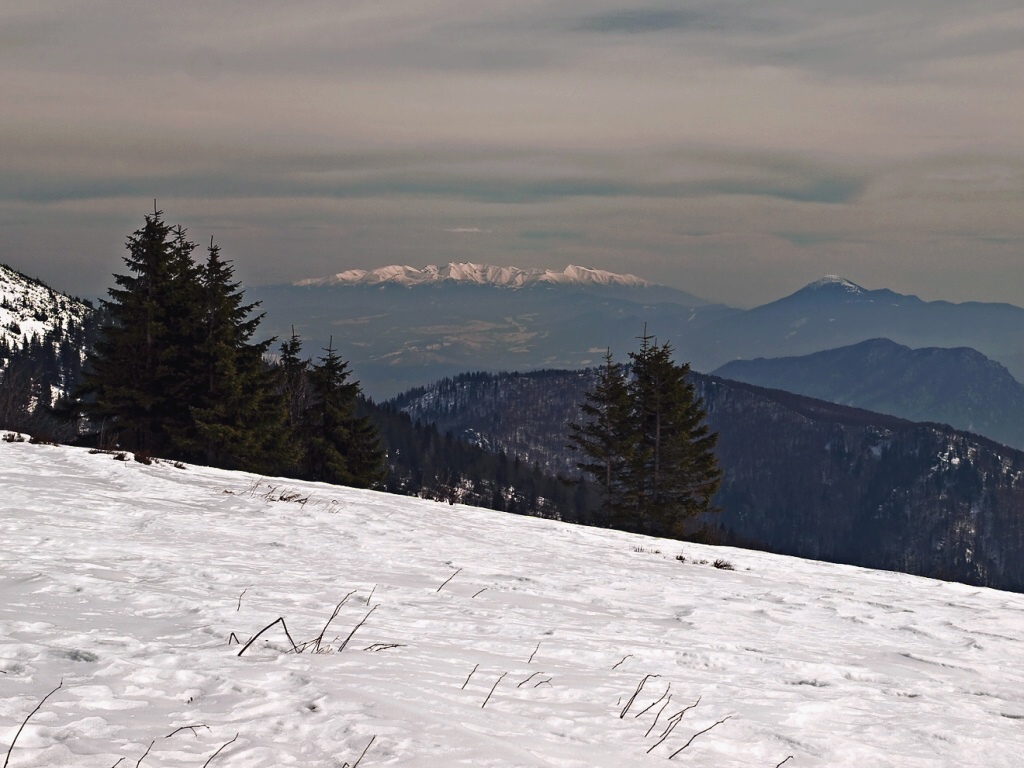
0 263 94 369
799 275 867 295
296 263 651 289
3 438 1024 767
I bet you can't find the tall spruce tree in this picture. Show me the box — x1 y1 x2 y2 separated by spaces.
626 333 721 535
78 210 202 454
279 328 313 433
569 333 722 537
176 239 292 472
79 211 291 471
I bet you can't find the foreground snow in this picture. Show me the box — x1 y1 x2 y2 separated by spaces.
2 439 1024 767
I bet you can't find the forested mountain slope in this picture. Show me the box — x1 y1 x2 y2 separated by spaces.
393 370 1024 591
1 262 97 393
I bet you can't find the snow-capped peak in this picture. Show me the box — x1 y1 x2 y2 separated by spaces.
803 275 866 294
295 263 651 289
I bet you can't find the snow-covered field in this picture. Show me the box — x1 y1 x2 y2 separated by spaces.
3 438 1024 767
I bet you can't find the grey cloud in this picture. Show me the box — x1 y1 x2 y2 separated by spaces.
7 2 1020 85
3 1 1024 309
0 140 868 208
573 9 707 34
775 232 865 248
520 230 585 241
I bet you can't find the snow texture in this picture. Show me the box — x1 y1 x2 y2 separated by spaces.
3 438 1024 767
802 276 866 294
0 264 92 367
295 263 651 290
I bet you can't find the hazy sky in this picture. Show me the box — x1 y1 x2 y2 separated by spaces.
3 1 1023 307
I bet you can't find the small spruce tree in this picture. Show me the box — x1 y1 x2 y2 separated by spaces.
567 350 635 527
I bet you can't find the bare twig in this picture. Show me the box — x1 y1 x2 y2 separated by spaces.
534 678 552 688
363 643 405 652
462 663 479 690
4 679 63 768
645 694 673 737
471 588 487 598
668 716 733 759
660 698 701 738
436 568 463 593
351 735 376 768
237 617 299 656
647 697 700 753
528 642 541 664
227 632 241 646
620 674 659 718
518 671 542 688
202 733 239 767
366 584 376 605
612 654 633 670
236 588 247 611
110 759 125 767
647 718 681 753
635 683 671 718
775 757 794 768
338 605 379 652
481 672 508 708
314 591 357 652
135 740 155 767
165 724 210 738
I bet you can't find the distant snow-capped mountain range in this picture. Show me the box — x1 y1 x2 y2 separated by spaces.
295 263 651 289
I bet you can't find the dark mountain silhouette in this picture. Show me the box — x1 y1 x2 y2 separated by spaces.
687 276 1024 382
714 338 1024 451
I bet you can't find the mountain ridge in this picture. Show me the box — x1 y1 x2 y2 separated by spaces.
295 262 654 290
714 338 1024 450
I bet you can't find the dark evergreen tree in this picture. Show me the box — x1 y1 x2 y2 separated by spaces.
570 332 722 537
78 211 292 471
298 339 383 488
567 350 634 526
279 327 313 433
626 333 721 535
78 210 202 454
175 239 292 472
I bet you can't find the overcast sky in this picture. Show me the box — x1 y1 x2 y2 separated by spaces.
3 1 1023 307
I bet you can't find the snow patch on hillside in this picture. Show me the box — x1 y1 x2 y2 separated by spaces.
0 263 93 364
802 276 866 294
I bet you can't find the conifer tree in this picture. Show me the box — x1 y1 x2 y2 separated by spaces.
626 333 721 535
279 328 313 432
79 211 291 471
569 333 722 537
567 350 634 525
177 239 292 472
78 210 202 454
298 339 384 488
